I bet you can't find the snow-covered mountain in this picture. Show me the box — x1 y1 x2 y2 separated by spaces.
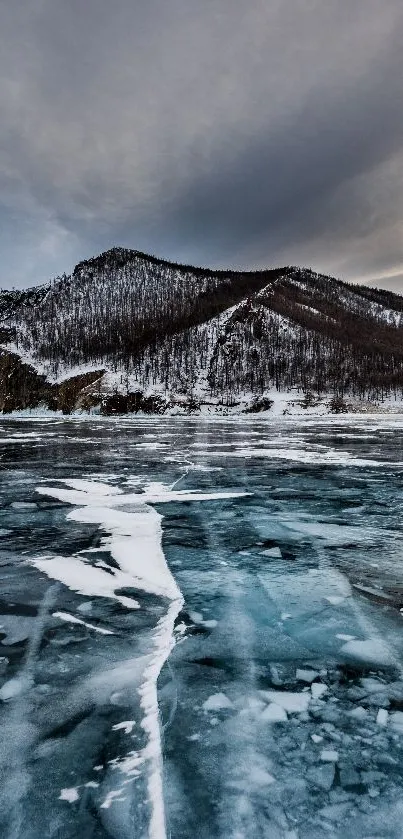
1 247 403 414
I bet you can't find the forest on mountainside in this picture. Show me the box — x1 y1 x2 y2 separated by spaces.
2 247 403 411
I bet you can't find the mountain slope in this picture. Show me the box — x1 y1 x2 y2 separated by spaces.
2 248 285 374
2 247 403 413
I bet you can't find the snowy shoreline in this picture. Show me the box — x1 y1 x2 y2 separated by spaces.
2 399 403 421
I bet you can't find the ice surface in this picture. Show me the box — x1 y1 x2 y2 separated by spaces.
32 472 251 838
1 415 403 838
211 444 387 468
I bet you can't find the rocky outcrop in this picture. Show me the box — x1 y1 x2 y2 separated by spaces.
0 352 104 414
54 371 105 414
0 350 52 412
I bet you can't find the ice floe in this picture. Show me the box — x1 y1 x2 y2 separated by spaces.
260 703 288 723
376 708 389 727
340 638 397 666
296 668 319 683
320 749 339 763
202 693 233 712
311 683 328 700
259 690 311 714
59 788 80 803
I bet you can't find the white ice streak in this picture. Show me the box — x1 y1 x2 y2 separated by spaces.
137 599 183 839
52 610 114 635
33 476 248 839
57 478 123 496
112 721 136 734
35 481 248 601
100 789 127 809
68 506 180 600
36 483 249 510
209 445 386 467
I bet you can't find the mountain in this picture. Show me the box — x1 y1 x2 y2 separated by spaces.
2 246 403 414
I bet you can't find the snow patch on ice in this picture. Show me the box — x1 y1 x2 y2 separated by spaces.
59 788 80 803
112 721 136 734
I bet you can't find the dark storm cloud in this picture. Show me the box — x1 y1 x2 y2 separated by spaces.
0 0 403 289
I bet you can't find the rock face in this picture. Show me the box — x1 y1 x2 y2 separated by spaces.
0 351 104 414
55 372 105 415
0 350 52 413
2 246 403 413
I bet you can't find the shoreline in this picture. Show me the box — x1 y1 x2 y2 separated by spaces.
2 405 403 422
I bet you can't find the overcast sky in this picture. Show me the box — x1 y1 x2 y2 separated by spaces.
1 0 403 291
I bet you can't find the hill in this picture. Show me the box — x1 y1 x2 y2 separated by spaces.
1 247 403 414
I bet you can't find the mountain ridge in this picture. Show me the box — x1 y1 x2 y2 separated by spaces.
2 247 403 415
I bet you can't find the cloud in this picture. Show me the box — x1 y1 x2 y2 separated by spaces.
0 0 402 289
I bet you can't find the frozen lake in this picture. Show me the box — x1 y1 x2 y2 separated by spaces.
1 415 403 839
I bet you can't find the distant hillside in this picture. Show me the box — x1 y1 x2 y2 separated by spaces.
1 247 403 414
